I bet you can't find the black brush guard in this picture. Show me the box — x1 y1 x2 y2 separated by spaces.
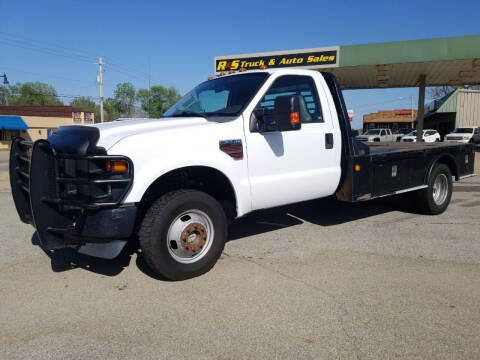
9 126 136 251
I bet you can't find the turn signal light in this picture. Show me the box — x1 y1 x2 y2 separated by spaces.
355 164 361 172
106 160 128 173
290 111 300 125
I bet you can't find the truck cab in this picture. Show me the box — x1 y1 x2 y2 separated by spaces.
10 69 476 280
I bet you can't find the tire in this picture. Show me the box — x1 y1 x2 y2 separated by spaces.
415 163 452 215
139 189 227 280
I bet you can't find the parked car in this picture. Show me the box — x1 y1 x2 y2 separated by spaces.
444 127 480 144
401 129 441 142
356 128 395 142
394 128 414 142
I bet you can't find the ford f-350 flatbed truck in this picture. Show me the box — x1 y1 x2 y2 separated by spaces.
10 69 476 280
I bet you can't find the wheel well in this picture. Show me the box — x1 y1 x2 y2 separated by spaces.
137 166 237 222
435 155 458 180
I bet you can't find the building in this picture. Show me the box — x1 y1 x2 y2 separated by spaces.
0 105 94 150
362 109 417 132
423 89 480 137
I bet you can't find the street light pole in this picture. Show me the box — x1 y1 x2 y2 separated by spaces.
1 72 9 106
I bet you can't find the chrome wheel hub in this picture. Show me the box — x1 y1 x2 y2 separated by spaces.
167 210 214 264
432 174 448 206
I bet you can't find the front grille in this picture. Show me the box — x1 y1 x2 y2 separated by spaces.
47 153 133 209
447 136 462 140
13 140 33 193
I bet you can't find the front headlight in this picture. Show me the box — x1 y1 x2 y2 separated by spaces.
463 136 470 140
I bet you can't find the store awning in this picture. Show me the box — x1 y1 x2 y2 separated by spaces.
0 116 28 130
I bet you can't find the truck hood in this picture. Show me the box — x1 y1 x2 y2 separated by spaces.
92 117 210 150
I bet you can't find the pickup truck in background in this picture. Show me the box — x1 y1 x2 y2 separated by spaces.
355 128 395 142
10 69 476 280
444 127 480 144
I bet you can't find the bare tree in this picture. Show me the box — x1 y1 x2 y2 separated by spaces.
428 85 480 100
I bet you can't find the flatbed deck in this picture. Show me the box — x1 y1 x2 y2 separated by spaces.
365 141 469 155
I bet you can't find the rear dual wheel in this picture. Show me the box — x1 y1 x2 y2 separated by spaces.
415 163 452 214
139 190 227 280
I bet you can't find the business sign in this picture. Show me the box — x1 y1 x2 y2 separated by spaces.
73 111 82 123
215 46 339 74
84 112 94 124
347 109 354 122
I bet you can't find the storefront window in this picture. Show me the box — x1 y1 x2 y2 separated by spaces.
0 130 20 141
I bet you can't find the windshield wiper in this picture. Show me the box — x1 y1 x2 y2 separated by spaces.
169 111 206 118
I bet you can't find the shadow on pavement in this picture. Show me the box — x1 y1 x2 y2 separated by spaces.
30 195 412 278
228 195 403 242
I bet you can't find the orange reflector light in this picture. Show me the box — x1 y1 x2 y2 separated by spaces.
207 76 213 80
228 69 235 74
106 160 128 173
239 67 246 72
355 164 361 172
290 111 300 125
259 65 267 69
218 72 226 76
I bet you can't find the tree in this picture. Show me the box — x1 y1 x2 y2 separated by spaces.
428 85 480 100
8 82 63 105
113 82 136 117
104 98 120 121
70 97 100 122
136 85 181 118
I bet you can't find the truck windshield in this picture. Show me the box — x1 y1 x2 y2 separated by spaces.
364 130 381 135
163 73 268 119
453 128 473 133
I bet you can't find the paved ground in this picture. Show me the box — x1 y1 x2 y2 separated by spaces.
0 156 479 359
0 152 8 173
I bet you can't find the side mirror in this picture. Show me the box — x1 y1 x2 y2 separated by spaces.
250 95 304 133
273 95 303 131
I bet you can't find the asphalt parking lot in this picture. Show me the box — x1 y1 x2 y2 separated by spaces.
0 152 479 359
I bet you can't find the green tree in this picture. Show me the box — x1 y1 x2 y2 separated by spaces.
136 85 181 118
113 82 136 117
8 82 63 105
70 97 100 122
104 98 120 121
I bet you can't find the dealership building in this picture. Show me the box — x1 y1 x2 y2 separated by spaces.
0 105 94 150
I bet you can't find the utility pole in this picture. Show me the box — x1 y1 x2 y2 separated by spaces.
96 57 104 123
416 75 426 142
1 73 9 106
411 95 414 127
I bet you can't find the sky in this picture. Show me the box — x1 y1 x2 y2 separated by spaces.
1 0 479 129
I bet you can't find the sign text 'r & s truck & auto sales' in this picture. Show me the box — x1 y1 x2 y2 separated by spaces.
215 47 339 74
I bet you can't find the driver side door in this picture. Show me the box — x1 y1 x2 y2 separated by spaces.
244 73 341 210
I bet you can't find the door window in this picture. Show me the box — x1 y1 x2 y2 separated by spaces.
257 75 323 123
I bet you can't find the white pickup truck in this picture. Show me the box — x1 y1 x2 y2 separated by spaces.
10 69 476 280
355 128 395 142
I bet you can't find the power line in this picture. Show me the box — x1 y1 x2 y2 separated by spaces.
0 39 96 64
0 65 94 84
0 33 96 63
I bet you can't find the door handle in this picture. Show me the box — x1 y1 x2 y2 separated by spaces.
325 133 334 149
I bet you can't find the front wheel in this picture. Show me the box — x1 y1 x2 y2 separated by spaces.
139 189 227 280
414 164 452 214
